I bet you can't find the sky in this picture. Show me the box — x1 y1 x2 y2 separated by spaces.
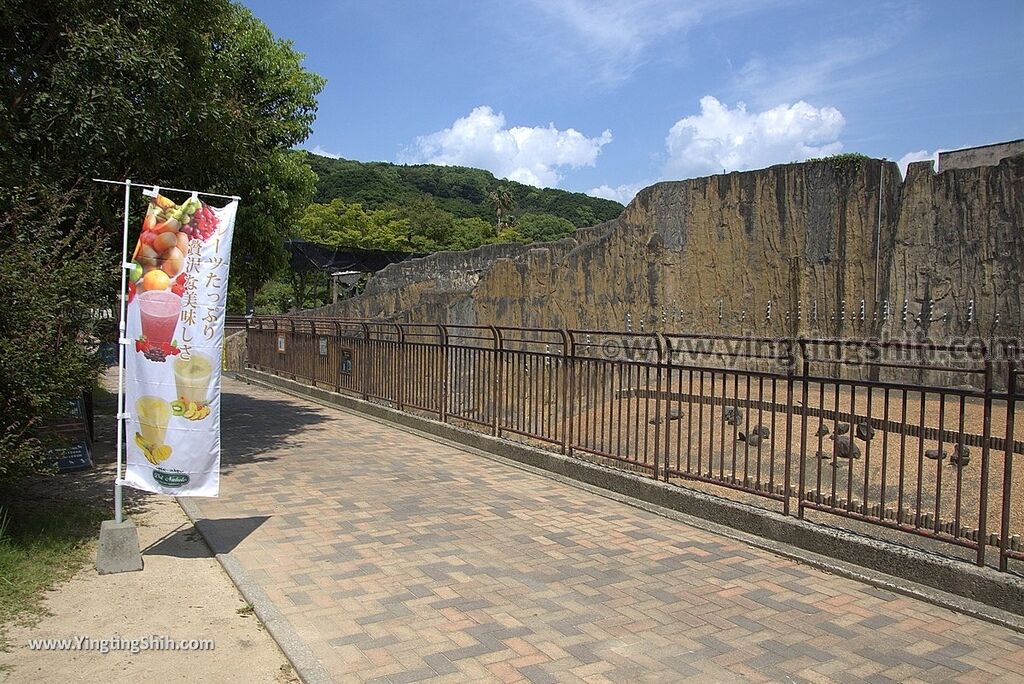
241 0 1024 204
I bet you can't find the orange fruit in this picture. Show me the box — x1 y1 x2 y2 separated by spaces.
142 269 171 291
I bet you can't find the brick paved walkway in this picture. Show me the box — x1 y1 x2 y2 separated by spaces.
193 378 1024 682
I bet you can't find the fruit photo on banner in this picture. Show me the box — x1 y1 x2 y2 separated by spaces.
130 194 218 361
123 191 236 495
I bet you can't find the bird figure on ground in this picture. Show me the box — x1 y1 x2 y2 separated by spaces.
829 434 861 460
723 406 743 426
738 424 771 447
925 448 947 461
815 423 830 438
855 422 876 441
649 407 684 425
949 445 971 467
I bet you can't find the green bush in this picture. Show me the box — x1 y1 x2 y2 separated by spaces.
0 188 112 481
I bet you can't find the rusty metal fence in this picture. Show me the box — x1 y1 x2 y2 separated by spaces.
246 317 1023 573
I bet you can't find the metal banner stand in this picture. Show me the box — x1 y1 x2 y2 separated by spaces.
92 177 239 574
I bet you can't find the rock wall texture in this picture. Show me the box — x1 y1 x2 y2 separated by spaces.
308 155 1024 341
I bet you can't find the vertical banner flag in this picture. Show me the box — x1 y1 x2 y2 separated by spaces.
123 193 237 496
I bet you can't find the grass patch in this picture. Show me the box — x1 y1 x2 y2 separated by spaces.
0 502 105 641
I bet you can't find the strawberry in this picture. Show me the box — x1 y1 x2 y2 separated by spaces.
171 273 188 296
127 280 137 304
156 342 181 356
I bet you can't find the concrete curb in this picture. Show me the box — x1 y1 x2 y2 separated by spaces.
240 368 1024 631
177 497 334 684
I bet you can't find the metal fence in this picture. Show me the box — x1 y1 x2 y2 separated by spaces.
246 317 1023 573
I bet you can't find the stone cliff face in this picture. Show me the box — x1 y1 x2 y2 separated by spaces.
311 156 1024 340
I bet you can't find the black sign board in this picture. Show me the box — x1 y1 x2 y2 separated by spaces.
42 394 94 473
49 438 93 472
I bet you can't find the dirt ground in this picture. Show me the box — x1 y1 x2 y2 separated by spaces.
486 366 1024 567
0 492 296 683
0 369 297 683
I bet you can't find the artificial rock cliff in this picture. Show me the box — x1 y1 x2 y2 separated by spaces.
311 155 1024 340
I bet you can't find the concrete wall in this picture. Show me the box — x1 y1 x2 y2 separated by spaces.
939 139 1024 172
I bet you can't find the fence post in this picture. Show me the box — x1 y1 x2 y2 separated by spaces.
272 318 278 375
394 323 405 411
652 333 666 481
334 321 342 393
782 337 795 516
360 322 370 401
289 319 297 381
664 336 679 482
437 325 447 421
558 329 571 455
565 331 577 458
490 326 501 437
976 351 993 566
310 320 318 387
797 338 809 519
999 359 1017 572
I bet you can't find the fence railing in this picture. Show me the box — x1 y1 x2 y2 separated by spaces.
245 317 1023 573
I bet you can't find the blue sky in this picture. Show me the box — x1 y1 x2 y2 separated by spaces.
242 0 1024 203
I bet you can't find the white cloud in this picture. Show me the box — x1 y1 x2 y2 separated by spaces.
401 106 613 188
896 149 939 176
588 182 646 205
529 0 780 85
664 96 845 179
308 145 342 159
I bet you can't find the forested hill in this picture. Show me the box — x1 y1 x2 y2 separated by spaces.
305 153 624 229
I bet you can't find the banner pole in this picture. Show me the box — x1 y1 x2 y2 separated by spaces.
114 179 132 524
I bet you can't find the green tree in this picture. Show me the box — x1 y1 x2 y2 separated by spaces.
487 185 516 232
397 196 458 253
517 213 576 243
446 218 494 251
291 199 412 308
296 199 410 251
234 151 318 313
0 0 325 482
0 191 111 480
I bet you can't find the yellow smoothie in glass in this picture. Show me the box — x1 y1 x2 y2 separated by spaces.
136 396 171 446
174 353 213 406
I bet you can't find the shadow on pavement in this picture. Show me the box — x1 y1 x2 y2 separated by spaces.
219 389 329 472
144 516 270 558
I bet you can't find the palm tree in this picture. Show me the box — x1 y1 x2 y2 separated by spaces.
487 185 515 234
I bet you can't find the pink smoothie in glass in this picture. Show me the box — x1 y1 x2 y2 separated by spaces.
138 290 181 345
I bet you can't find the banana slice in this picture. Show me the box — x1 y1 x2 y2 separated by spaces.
153 444 173 463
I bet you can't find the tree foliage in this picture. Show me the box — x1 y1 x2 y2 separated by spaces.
517 213 577 243
0 0 325 482
305 154 624 229
295 199 410 251
0 191 111 480
233 150 319 312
